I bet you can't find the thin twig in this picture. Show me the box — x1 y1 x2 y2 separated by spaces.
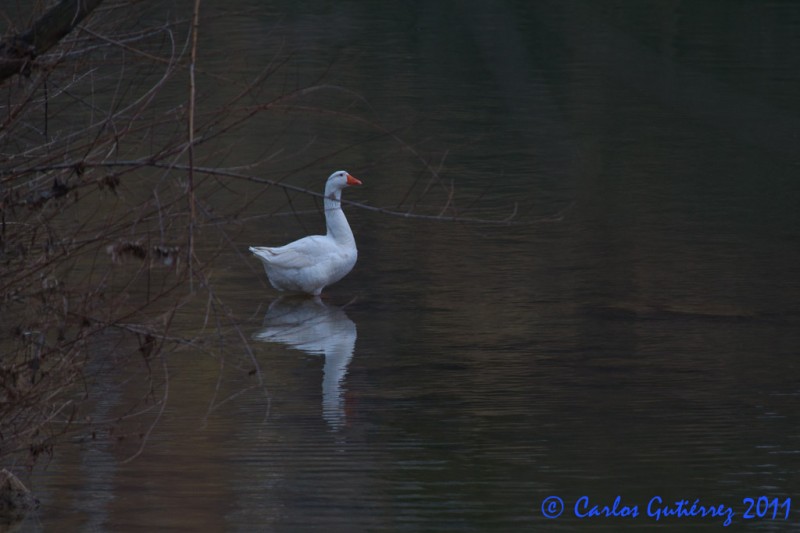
185 0 201 291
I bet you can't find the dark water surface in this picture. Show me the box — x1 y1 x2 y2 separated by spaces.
22 2 800 531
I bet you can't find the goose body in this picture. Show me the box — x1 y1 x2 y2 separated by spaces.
249 171 361 296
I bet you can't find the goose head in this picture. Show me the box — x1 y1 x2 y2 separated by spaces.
325 170 362 197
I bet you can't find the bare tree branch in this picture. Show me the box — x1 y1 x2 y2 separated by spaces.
0 0 105 83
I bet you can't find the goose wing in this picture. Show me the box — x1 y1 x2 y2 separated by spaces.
249 235 332 270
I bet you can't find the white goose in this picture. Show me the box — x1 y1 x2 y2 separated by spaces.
249 170 362 295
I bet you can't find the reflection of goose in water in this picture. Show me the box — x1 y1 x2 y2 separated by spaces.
254 296 356 430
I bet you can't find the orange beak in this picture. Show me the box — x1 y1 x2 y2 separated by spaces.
346 173 362 186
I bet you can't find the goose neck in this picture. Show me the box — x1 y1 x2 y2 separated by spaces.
324 189 354 244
